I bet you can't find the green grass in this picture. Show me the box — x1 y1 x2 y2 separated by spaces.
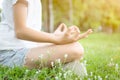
0 33 120 80
80 33 120 80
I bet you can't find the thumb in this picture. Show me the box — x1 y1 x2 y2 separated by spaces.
56 23 67 32
62 23 67 33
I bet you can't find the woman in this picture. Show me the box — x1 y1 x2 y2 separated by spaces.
0 0 92 74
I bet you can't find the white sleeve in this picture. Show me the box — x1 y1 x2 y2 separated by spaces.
12 0 29 5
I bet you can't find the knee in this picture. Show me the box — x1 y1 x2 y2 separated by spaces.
71 42 84 60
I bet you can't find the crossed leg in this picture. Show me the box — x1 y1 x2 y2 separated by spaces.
24 42 84 69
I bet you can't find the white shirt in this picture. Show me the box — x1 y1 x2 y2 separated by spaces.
0 0 42 50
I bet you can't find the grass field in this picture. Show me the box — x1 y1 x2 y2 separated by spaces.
0 33 120 80
80 33 120 80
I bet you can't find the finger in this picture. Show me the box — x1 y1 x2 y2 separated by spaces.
79 29 93 39
68 26 76 35
67 27 72 34
67 30 79 41
55 23 63 32
74 34 81 41
70 28 79 37
72 26 80 33
56 23 66 32
85 29 93 34
72 31 80 41
68 26 80 35
66 26 80 36
62 23 68 33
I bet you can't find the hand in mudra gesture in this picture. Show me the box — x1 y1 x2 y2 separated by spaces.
53 23 93 44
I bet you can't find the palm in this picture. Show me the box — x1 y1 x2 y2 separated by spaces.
53 23 93 44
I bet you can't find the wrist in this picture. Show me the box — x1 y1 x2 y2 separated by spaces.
49 33 58 44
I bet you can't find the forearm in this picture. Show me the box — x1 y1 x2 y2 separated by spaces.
13 1 57 43
15 27 56 43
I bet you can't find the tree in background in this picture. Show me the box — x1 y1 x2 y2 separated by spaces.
0 0 120 33
69 0 73 25
42 0 120 33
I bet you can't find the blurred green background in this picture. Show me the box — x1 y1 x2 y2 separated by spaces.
41 0 120 33
0 0 120 33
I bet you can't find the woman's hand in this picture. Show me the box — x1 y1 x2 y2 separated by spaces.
53 23 93 44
